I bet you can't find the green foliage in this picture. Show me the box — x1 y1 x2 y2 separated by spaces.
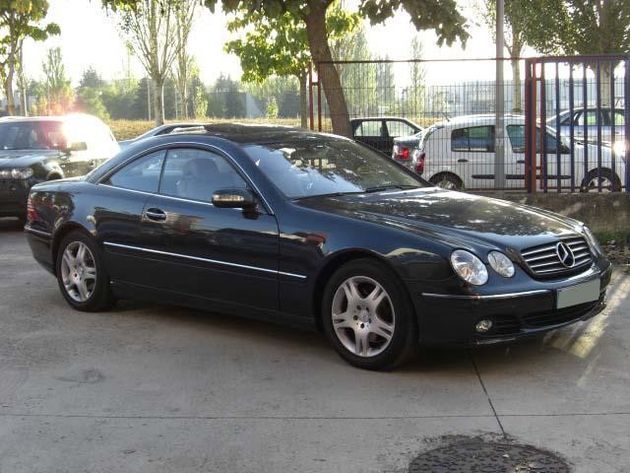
76 87 110 120
0 0 60 113
40 47 74 114
266 96 278 118
225 4 359 83
207 74 245 118
517 0 630 55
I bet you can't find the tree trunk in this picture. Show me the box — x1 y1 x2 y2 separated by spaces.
154 77 165 126
5 67 15 115
511 58 522 113
298 73 308 129
598 61 614 108
304 1 351 137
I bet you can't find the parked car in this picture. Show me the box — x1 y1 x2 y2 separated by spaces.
392 131 425 168
351 117 422 155
546 107 625 145
0 114 119 222
398 114 626 191
25 124 611 370
118 122 202 148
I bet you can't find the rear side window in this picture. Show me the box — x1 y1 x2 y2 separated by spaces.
159 148 247 203
385 120 416 138
103 150 165 193
354 121 383 137
451 126 494 152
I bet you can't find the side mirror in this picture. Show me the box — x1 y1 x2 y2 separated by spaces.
66 142 87 153
212 188 257 210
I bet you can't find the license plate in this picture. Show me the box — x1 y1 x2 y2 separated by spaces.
556 279 600 309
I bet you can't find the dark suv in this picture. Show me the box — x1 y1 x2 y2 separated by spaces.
0 114 119 222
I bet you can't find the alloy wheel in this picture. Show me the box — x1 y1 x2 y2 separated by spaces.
331 276 395 357
60 241 97 303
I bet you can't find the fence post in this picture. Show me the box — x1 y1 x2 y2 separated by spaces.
625 58 630 193
524 59 537 193
308 64 315 131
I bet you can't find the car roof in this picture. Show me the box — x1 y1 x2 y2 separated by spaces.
169 123 339 144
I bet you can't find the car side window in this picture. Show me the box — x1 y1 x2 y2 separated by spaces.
159 148 247 203
575 110 601 126
506 125 525 153
451 126 494 152
354 121 383 137
385 121 415 138
103 151 165 192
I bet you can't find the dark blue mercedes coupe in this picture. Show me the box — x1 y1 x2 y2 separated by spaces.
24 124 612 370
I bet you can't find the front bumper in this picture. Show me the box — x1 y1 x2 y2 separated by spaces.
0 178 31 217
411 263 613 345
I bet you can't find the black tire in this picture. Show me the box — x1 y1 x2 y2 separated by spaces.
429 172 463 190
580 168 621 192
55 230 114 312
321 258 418 370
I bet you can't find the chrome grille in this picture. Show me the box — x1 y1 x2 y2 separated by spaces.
521 236 592 277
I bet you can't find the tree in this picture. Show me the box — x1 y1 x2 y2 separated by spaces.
478 0 529 112
116 0 179 126
519 0 630 106
225 4 359 128
75 68 109 119
41 47 74 115
104 0 469 135
0 0 59 115
172 0 196 118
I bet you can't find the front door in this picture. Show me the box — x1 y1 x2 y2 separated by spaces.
450 124 497 189
139 147 279 311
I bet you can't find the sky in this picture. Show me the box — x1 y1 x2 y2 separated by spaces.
22 0 519 87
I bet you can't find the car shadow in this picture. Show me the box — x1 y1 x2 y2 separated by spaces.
107 297 588 373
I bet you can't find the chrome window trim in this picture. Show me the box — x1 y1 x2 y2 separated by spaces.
421 289 550 300
97 141 275 215
103 241 306 280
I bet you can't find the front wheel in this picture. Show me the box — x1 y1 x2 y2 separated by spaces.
322 259 417 370
429 172 463 190
55 231 114 311
580 168 621 192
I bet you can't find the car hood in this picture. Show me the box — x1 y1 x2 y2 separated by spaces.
0 149 61 167
296 188 582 251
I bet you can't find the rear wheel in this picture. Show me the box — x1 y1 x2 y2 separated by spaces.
55 231 114 311
322 259 417 370
430 172 463 190
580 168 621 192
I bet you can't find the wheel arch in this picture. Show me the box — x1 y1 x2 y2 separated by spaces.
311 249 406 332
51 223 92 274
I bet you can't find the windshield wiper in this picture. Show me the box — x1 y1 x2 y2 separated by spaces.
363 184 420 193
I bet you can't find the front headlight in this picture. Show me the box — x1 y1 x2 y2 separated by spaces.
10 168 34 179
582 226 603 255
450 249 488 285
488 251 515 278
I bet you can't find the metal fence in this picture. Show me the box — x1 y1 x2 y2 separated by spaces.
311 57 629 193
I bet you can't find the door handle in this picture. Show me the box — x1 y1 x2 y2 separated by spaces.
517 160 525 164
144 208 167 222
457 158 468 163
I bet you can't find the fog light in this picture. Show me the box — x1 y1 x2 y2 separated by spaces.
475 319 493 333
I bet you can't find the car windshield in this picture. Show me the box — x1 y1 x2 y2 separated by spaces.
243 138 428 199
0 120 66 151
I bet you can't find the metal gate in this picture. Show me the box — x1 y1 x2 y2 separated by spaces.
524 55 630 193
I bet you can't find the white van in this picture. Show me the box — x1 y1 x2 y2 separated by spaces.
400 114 626 191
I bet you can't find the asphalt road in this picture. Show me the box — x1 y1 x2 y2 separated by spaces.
1 217 629 472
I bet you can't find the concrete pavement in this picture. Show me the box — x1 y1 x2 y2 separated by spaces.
1 217 628 472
